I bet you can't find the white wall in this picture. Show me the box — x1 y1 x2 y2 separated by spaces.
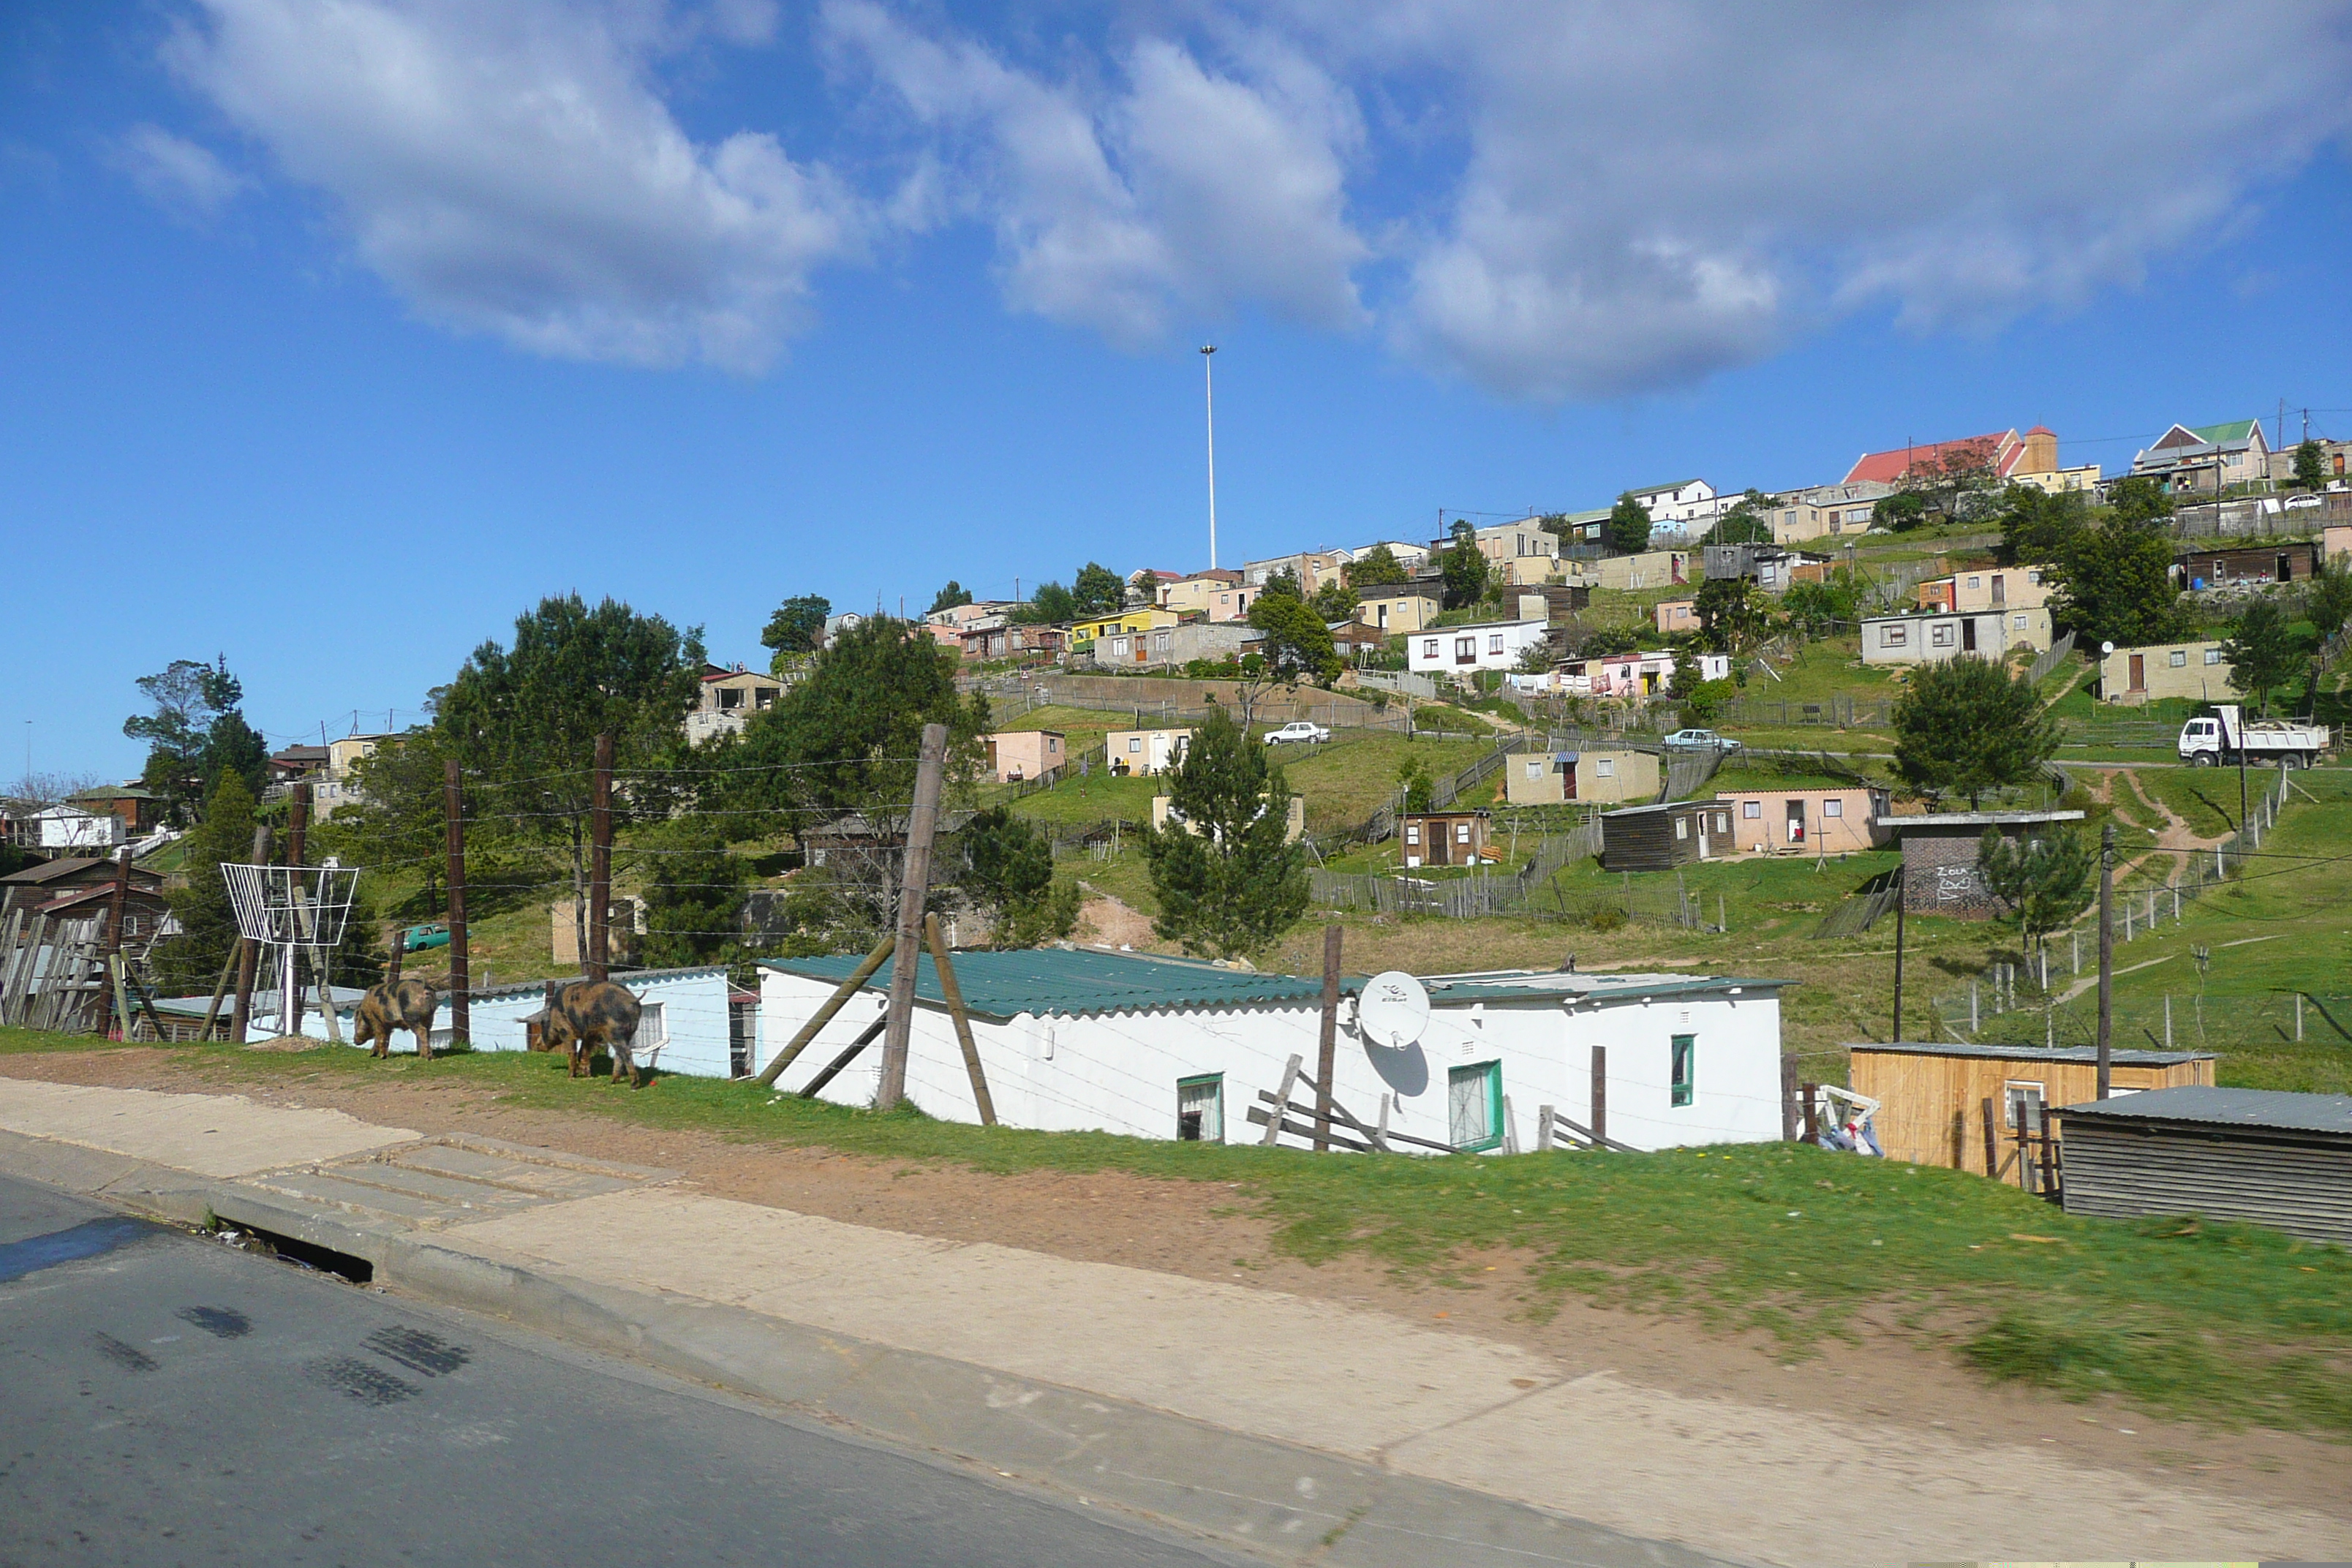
296 968 736 1074
756 968 1785 1154
1406 620 1549 675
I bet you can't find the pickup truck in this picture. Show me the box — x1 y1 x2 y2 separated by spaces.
2177 705 2329 767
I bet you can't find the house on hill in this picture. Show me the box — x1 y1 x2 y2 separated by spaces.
1843 427 2052 487
2130 420 2272 494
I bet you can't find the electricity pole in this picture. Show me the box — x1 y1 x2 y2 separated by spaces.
1201 344 1218 570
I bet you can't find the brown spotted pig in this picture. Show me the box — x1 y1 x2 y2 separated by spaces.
354 979 440 1060
542 980 648 1088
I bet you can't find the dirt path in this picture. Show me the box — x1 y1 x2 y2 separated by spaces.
3 1045 2346 1524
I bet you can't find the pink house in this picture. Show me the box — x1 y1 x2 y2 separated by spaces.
985 730 1066 783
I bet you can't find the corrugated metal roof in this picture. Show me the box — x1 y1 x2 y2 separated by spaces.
1849 1041 2214 1066
1418 970 1788 1003
2059 1085 2352 1137
764 947 1333 1019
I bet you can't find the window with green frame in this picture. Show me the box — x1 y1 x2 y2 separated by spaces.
1670 1035 1695 1107
1448 1061 1502 1151
1177 1074 1224 1142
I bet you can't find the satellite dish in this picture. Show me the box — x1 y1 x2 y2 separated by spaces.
1356 971 1430 1048
2101 641 2115 655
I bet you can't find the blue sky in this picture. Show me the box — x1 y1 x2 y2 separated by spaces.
6 1 2351 782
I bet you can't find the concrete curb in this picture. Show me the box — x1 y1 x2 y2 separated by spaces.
0 1128 1727 1567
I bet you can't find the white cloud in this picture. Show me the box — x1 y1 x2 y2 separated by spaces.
1314 0 2352 398
113 123 249 217
821 1 1367 344
167 0 864 372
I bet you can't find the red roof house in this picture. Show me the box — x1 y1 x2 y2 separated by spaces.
1844 430 2032 487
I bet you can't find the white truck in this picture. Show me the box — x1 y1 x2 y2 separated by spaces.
2177 705 2330 768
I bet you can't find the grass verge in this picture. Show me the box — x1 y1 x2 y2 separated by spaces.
3 1030 2345 1434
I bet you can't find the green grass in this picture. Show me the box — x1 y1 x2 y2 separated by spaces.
1004 772 1160 829
1275 731 1496 831
8 1030 2343 1433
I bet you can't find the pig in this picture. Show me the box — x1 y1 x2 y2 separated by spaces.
354 979 440 1060
541 979 649 1088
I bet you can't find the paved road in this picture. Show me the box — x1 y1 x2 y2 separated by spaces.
0 1175 1232 1567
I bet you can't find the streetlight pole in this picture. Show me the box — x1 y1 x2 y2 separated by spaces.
1201 344 1218 570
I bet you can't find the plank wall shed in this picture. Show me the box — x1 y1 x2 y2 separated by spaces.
1599 801 1734 870
1847 1041 2213 1180
2057 1087 2352 1245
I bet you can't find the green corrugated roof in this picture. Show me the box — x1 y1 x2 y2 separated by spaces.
2189 419 2261 445
762 948 1341 1019
763 950 1790 1017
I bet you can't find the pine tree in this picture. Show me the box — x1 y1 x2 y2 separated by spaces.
2220 600 2302 716
151 771 257 995
1142 706 1308 958
1891 657 2060 808
1605 493 1653 554
957 807 1079 948
1975 826 2093 957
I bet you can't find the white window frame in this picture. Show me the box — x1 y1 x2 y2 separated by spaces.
1595 758 1614 777
1823 798 1843 818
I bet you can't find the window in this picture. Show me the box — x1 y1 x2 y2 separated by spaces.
1674 818 1689 839
2204 648 2222 665
1823 798 1843 818
1881 625 1907 647
1670 1035 1695 1107
1177 1074 1224 1143
1488 633 1505 654
2169 650 2187 668
1930 625 1955 647
1448 1062 1502 1151
1596 758 1615 777
2013 614 2028 630
2003 1081 2046 1129
1743 800 1762 819
1715 811 1730 834
1128 738 1142 753
1966 576 1980 589
1524 759 1543 779
1404 823 1420 845
1455 822 1471 844
1422 638 1440 659
1455 637 1476 663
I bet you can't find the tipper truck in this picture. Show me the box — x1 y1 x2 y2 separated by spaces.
2177 705 2330 767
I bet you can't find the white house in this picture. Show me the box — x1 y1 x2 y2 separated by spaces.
1523 650 1729 700
1860 607 2052 667
1627 479 1719 527
154 965 745 1076
32 806 125 850
1408 619 1550 676
759 949 1792 1154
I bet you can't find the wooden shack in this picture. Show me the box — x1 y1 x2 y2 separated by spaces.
1399 810 1490 868
1847 1041 2214 1180
1598 800 1733 870
2057 1086 2352 1245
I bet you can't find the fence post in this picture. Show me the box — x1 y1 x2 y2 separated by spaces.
444 759 470 1047
1590 1044 1607 1145
878 722 948 1110
1313 924 1342 1152
587 732 612 984
1780 1055 1798 1141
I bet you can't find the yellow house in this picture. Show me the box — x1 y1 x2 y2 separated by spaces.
1072 608 1180 644
1157 572 1251 622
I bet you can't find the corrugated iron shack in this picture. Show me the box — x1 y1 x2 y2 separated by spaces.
2057 1086 2352 1245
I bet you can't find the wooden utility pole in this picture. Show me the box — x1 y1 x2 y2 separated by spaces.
1591 1044 1609 1146
1312 924 1343 1151
587 732 613 983
2095 822 2115 1098
284 782 310 1037
444 758 470 1047
102 845 132 959
230 825 271 1043
878 723 948 1110
1890 867 1907 1041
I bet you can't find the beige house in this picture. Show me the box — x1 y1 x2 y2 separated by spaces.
1715 787 1889 856
1151 792 1304 843
1354 584 1443 634
1243 551 1348 595
1464 521 1561 574
1107 727 1192 775
985 730 1065 783
1503 747 1659 806
2098 641 2239 705
2325 523 2351 564
686 666 784 744
1568 549 1693 592
1861 606 2051 666
1654 599 1699 636
1157 570 1252 622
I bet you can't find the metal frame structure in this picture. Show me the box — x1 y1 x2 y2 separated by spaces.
222 859 358 1038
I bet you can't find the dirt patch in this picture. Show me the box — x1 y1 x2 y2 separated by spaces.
4 1046 2344 1515
1074 892 1161 951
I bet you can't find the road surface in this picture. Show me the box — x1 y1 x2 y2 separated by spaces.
0 1172 1231 1567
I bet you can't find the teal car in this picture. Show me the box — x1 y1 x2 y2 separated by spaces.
401 923 451 953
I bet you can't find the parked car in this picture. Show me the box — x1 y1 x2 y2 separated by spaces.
1662 728 1741 753
401 923 451 953
1263 720 1330 745
2285 494 2324 511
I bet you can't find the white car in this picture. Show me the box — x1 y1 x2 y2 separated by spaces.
1263 720 1331 745
2285 494 2323 511
1662 728 1741 753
